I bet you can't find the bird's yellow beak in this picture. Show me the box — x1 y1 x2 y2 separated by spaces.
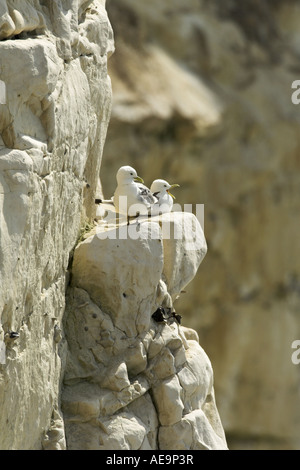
167 184 180 199
134 176 144 184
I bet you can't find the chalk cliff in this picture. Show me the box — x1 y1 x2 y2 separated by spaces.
0 0 227 450
63 213 227 450
0 0 113 449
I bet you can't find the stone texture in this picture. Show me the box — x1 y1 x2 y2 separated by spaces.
71 221 164 337
62 213 227 450
101 0 300 449
0 0 113 449
0 0 230 451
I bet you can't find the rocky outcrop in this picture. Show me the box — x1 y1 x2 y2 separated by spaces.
102 0 300 449
0 0 227 451
62 213 227 450
0 0 113 449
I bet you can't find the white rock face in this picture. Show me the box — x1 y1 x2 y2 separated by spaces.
0 0 113 450
63 213 227 450
71 221 164 337
0 1 227 451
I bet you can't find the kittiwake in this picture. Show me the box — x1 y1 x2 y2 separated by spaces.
113 166 157 223
150 179 180 214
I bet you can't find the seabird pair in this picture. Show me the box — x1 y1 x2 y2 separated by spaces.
99 166 180 224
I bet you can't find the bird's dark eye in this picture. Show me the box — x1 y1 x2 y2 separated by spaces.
130 173 133 176
164 185 167 187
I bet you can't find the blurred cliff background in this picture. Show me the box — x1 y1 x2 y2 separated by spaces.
100 0 300 450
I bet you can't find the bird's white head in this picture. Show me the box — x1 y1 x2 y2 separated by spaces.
150 179 180 199
116 166 144 185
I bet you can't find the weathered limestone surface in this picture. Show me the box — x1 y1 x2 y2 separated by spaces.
63 213 227 449
102 0 300 449
0 0 227 451
0 0 113 449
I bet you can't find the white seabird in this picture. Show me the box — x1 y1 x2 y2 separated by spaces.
113 166 157 223
150 179 180 214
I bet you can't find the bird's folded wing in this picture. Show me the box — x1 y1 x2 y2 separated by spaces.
137 184 158 205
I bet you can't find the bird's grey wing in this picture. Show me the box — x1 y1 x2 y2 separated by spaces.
137 184 158 204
